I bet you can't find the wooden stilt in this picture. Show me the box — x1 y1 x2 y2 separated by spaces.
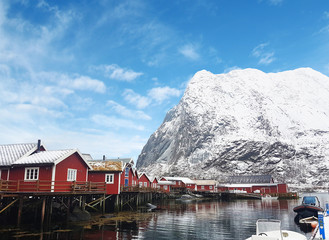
40 197 46 231
17 197 23 228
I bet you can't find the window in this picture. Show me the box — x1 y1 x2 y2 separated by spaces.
209 186 213 189
164 186 168 190
24 167 39 180
201 186 205 189
67 169 77 181
0 169 1 180
144 182 147 187
125 168 129 177
139 182 143 187
105 174 114 184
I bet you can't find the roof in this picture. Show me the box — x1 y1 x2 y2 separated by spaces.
226 175 273 184
109 158 134 166
138 172 151 182
82 153 93 161
162 176 195 184
158 180 175 185
0 143 39 166
194 180 217 186
88 160 122 171
12 149 92 169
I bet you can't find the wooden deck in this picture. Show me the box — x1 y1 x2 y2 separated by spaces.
0 180 106 195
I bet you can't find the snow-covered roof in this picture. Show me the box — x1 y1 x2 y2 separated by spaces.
162 176 195 184
139 172 151 181
219 183 279 188
82 153 93 161
13 149 91 169
227 175 273 184
158 180 175 185
88 160 122 171
194 180 217 186
0 143 39 166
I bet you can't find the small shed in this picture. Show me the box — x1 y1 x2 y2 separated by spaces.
158 180 175 192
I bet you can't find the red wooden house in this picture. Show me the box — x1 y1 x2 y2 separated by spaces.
150 177 158 189
138 173 151 188
194 180 217 192
7 148 92 192
88 160 123 195
217 175 288 194
157 180 175 192
0 140 46 181
161 177 196 191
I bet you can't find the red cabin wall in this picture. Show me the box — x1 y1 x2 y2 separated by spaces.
8 165 53 191
139 175 150 188
54 153 89 192
88 172 120 194
197 185 215 192
121 166 134 187
277 183 288 193
0 169 9 180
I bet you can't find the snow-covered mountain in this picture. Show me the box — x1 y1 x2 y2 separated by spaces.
137 68 329 189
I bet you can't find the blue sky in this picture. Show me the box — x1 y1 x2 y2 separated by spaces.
0 0 328 162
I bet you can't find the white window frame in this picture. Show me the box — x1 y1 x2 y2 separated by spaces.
105 174 114 184
144 182 147 187
139 182 143 187
164 185 168 190
67 168 77 181
209 186 213 189
24 167 39 181
201 185 205 190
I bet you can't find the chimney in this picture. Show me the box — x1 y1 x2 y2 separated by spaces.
37 139 41 152
103 155 106 161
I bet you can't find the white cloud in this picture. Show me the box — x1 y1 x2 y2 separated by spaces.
179 44 200 60
91 114 145 131
148 87 181 103
107 100 151 120
70 76 106 93
123 89 151 109
252 43 276 65
95 64 143 82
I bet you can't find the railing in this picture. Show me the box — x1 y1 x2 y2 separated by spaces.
0 180 106 194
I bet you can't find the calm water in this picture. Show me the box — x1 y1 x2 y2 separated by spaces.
1 193 329 240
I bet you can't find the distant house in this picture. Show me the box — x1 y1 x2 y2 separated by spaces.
138 173 151 188
157 180 175 192
8 148 92 192
150 177 158 189
88 160 123 195
217 175 288 194
161 177 196 191
0 140 46 181
194 180 217 192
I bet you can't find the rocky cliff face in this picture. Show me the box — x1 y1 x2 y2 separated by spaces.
137 68 329 189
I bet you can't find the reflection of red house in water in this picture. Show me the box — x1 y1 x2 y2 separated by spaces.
217 175 288 194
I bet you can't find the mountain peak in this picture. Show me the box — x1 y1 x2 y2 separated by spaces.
137 68 329 190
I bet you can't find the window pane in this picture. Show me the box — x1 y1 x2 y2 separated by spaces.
26 169 30 180
34 169 38 180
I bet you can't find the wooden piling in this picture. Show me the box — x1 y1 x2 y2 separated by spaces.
40 197 46 231
17 197 23 228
